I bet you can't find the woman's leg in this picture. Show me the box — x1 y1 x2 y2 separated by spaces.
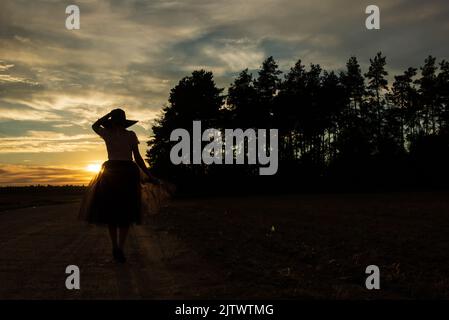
118 226 129 250
108 224 118 249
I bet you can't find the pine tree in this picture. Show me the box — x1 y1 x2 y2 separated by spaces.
254 56 282 127
389 67 418 149
227 69 257 128
341 56 365 115
146 70 224 179
365 52 388 147
416 56 438 134
277 59 307 162
438 60 449 133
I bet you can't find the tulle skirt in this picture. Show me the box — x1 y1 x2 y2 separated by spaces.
79 160 174 226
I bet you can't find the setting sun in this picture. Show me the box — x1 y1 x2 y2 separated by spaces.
85 163 102 173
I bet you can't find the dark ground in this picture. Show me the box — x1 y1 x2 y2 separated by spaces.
0 189 448 299
152 192 449 299
0 186 84 212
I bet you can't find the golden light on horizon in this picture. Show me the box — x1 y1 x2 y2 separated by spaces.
85 163 102 173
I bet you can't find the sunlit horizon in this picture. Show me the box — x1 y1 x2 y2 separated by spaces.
0 161 113 186
85 162 102 174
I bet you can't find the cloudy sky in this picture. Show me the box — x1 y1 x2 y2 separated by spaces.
0 0 448 185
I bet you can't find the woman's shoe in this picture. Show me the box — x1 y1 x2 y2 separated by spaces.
112 247 120 261
113 248 127 263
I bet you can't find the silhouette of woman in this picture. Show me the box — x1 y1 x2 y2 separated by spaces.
79 108 160 263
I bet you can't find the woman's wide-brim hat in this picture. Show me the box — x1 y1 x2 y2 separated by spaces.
104 108 138 128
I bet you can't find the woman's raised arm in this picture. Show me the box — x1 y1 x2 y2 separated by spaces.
92 112 111 136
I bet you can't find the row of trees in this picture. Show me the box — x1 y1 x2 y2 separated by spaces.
147 53 449 192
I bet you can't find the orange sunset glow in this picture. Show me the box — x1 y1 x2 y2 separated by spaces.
85 162 102 174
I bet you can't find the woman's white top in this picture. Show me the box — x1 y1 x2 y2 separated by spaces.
97 127 139 161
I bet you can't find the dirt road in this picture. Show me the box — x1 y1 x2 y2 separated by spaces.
0 202 193 299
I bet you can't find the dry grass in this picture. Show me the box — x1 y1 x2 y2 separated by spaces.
150 191 449 299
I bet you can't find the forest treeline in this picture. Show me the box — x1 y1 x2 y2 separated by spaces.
147 53 449 193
